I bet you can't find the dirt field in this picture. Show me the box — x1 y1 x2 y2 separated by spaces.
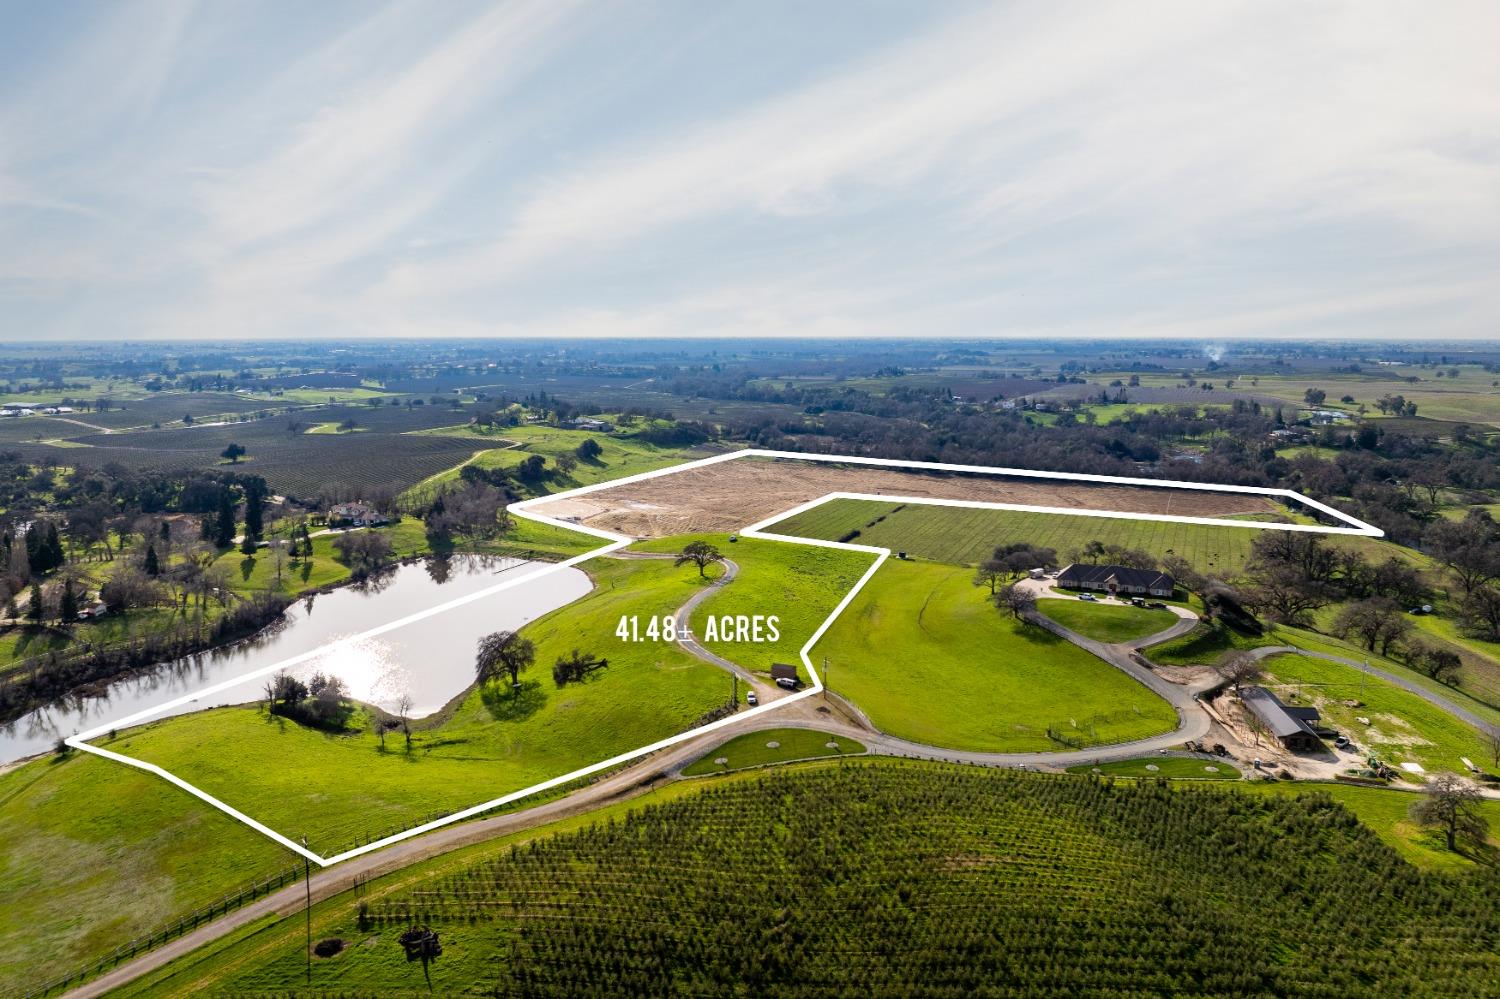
531 456 1283 538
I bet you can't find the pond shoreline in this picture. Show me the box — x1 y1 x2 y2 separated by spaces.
0 553 594 765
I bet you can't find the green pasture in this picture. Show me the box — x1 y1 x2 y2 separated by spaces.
681 728 864 775
1259 653 1492 776
106 554 730 855
812 559 1177 752
1066 756 1240 779
404 422 708 500
1037 599 1177 643
633 532 876 678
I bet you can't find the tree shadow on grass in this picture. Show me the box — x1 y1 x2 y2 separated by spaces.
240 556 256 582
1013 620 1068 646
481 678 546 723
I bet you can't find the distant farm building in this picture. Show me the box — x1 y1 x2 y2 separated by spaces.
1056 564 1175 598
328 502 391 527
1241 686 1323 753
561 417 614 432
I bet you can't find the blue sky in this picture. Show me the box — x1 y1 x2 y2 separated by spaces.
1 0 1496 341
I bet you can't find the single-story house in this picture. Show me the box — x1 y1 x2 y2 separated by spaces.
561 417 614 432
770 663 799 689
1241 686 1322 753
328 502 391 527
1056 563 1175 598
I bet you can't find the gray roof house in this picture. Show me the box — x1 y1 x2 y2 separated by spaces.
1056 563 1175 597
1240 686 1322 752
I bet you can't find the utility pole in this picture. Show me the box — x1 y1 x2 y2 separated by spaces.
822 656 830 700
302 834 312 986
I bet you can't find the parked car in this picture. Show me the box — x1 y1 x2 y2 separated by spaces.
1146 601 1167 610
1078 593 1096 601
746 691 758 707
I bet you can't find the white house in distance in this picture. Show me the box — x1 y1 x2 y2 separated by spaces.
328 502 391 527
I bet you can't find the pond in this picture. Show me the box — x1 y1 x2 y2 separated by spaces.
0 555 593 764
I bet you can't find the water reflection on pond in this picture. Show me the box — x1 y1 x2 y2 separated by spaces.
0 555 592 764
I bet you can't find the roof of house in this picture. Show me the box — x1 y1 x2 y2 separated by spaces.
770 663 798 682
1241 686 1321 741
1057 563 1175 591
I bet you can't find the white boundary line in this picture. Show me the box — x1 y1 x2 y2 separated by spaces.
65 449 1379 866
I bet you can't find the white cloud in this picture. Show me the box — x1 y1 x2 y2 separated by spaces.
1 0 1498 339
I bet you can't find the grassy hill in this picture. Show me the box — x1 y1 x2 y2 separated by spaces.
105 554 730 855
404 423 720 501
112 763 1500 997
812 559 1177 752
1038 599 1177 642
634 532 876 678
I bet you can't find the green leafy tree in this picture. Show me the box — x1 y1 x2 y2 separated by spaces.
26 582 43 623
215 489 237 548
59 578 78 624
220 442 246 464
243 478 266 540
144 544 160 576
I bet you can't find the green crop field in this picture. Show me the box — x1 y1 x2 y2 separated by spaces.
1037 599 1177 642
1066 756 1241 779
1259 653 1493 777
104 553 732 855
634 533 876 678
681 728 864 775
110 763 1500 998
812 559 1177 752
772 498 1272 573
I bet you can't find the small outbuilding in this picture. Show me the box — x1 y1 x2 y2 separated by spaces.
1241 686 1323 753
770 663 799 689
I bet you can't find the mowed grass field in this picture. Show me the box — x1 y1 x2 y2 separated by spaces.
1259 653 1493 777
773 497 1416 577
0 753 289 993
813 560 1177 752
1065 756 1240 779
773 498 1263 574
106 554 730 855
634 533 876 678
1038 599 1178 643
681 728 865 776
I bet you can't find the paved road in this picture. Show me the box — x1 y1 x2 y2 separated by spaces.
1248 645 1496 733
56 723 744 999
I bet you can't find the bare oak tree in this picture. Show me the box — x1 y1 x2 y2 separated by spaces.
675 541 724 579
1409 773 1489 853
476 630 536 691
